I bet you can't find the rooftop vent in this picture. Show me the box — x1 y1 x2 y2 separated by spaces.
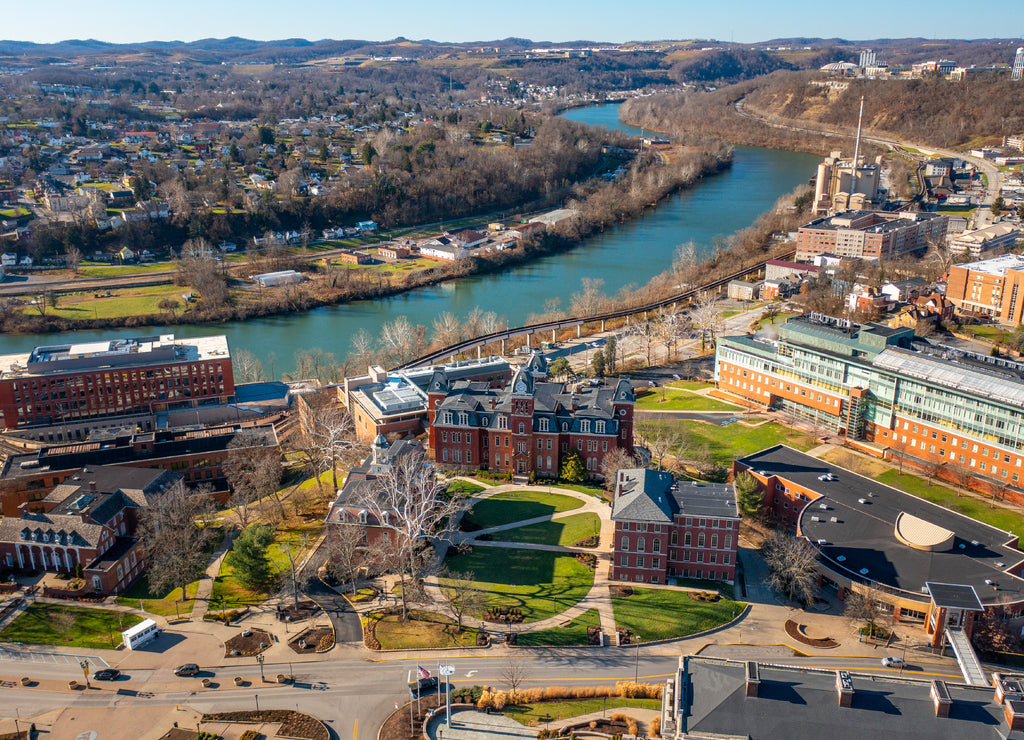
837 555 846 562
859 568 869 575
858 498 867 504
931 680 952 718
819 503 828 510
997 562 1005 567
817 539 828 546
971 540 980 546
811 516 820 522
745 661 760 697
830 516 838 523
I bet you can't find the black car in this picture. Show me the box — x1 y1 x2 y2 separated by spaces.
174 663 200 677
93 669 121 681
408 677 441 697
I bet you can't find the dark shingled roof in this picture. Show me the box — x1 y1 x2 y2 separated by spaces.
611 469 738 523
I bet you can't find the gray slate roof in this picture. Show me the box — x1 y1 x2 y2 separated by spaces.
611 469 738 523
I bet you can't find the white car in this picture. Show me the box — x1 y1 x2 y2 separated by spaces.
881 656 906 668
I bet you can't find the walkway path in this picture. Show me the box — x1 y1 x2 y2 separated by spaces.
190 529 237 622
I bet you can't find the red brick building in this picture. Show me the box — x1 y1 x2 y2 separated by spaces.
0 465 183 595
0 334 234 432
427 360 635 478
0 423 279 516
610 469 740 584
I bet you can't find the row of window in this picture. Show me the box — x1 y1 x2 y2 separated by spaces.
621 533 733 551
437 412 612 435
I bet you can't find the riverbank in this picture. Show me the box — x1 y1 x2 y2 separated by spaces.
0 145 732 337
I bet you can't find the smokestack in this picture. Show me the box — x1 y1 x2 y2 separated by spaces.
852 96 865 171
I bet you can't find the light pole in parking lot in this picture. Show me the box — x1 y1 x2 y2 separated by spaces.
256 653 265 682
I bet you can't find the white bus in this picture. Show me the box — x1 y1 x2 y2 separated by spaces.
122 619 159 650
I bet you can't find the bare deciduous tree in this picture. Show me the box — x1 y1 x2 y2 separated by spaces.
233 348 265 383
300 393 361 494
502 654 528 699
432 311 463 348
357 447 467 620
691 292 723 352
600 447 639 490
224 437 282 528
142 489 215 602
761 531 819 606
637 422 680 471
570 277 606 317
439 565 486 633
326 523 367 597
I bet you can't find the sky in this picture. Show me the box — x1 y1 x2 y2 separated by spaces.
5 0 1017 45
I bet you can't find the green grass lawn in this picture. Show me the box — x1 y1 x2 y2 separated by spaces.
447 480 486 496
635 387 741 412
668 380 713 391
493 512 601 547
369 610 480 649
0 206 30 218
79 262 174 277
876 470 1024 547
442 547 594 622
461 490 583 530
517 608 601 646
0 604 143 650
212 521 323 608
115 577 198 618
611 587 744 641
641 419 816 465
47 284 184 320
503 697 661 725
551 483 607 499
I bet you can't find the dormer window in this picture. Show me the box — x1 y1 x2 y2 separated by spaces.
561 422 569 432
19 529 28 541
42 532 50 543
459 412 469 425
358 510 368 524
596 420 606 434
498 416 508 430
581 420 591 433
538 418 549 432
442 412 453 424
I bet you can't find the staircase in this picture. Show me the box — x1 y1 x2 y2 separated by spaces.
946 626 988 686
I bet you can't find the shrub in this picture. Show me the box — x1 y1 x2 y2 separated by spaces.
650 716 661 735
611 713 628 723
627 720 639 736
239 731 259 740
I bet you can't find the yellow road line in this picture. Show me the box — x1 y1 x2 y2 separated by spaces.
353 717 358 739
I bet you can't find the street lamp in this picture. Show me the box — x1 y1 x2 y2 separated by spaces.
634 634 642 683
256 653 265 682
80 659 91 689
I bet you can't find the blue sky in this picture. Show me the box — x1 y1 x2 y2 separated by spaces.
5 0 1014 44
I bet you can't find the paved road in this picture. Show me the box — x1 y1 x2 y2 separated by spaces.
305 580 364 644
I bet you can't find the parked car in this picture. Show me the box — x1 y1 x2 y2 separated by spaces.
174 664 200 677
408 677 440 697
93 669 121 681
881 656 906 668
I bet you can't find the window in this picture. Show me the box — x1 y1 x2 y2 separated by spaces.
596 420 605 433
671 531 678 545
724 535 732 549
518 422 525 434
621 536 629 551
653 539 661 553
561 422 569 432
638 537 646 551
711 534 718 549
684 532 691 546
539 418 549 432
697 533 705 547
636 557 644 568
443 412 453 424
498 416 508 430
581 419 591 433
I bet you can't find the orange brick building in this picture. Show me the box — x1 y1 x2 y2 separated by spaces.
946 253 1024 323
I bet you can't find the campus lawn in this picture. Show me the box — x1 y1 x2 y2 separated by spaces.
610 587 744 642
494 512 601 547
369 609 480 650
212 522 323 609
517 608 601 646
446 480 486 496
503 697 661 725
442 547 594 622
635 387 741 412
46 284 187 321
642 419 816 465
0 604 143 650
460 490 583 531
551 483 607 499
876 470 1024 547
115 577 198 618
668 380 713 391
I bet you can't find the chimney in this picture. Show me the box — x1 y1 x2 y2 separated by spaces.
1006 700 1024 732
836 671 854 707
745 661 760 697
931 680 952 718
89 481 97 492
995 675 1024 705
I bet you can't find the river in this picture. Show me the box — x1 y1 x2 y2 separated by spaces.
0 104 819 377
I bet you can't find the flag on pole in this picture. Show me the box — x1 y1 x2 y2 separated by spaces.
418 666 430 680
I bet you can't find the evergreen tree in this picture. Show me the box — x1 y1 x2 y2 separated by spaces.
734 471 763 519
591 349 606 377
560 451 588 484
225 525 275 591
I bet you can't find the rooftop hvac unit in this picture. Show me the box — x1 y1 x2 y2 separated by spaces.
830 517 838 523
859 568 870 575
997 562 1005 567
971 540 979 546
819 503 828 510
837 555 847 562
857 498 867 504
817 539 828 545
811 516 820 522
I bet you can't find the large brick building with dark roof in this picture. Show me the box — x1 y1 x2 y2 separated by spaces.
0 465 183 595
426 357 635 478
611 468 740 584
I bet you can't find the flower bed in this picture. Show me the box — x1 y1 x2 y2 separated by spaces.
201 711 328 740
287 625 334 654
224 628 273 657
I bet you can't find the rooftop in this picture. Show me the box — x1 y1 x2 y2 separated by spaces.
682 656 1022 740
737 445 1024 605
612 468 738 523
801 209 943 235
0 334 230 379
954 253 1024 276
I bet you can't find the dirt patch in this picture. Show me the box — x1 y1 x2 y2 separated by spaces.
785 619 839 648
379 694 446 740
689 591 720 603
287 625 334 654
611 584 634 598
224 628 273 657
202 710 328 740
276 599 320 623
587 625 602 645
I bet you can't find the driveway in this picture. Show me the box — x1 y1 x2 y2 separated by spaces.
304 579 363 643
